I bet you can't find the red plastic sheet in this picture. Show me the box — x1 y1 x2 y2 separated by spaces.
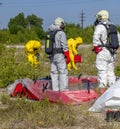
8 76 99 105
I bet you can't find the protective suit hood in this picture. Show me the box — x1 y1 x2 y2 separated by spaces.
99 20 110 24
75 37 83 45
48 24 60 31
97 19 112 26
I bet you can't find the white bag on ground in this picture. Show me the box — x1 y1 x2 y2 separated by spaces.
89 79 120 112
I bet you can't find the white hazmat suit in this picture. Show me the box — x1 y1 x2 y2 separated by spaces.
93 10 120 88
48 17 70 91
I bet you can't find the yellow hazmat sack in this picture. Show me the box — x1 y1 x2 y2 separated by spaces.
25 40 41 66
67 37 83 71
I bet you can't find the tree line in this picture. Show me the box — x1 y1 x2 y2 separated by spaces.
0 12 120 45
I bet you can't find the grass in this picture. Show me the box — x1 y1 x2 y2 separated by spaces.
1 94 120 129
1 44 120 128
0 95 79 128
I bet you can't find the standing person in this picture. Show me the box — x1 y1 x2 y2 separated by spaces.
92 10 120 90
48 17 70 91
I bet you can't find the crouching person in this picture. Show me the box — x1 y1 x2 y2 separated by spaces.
67 37 83 71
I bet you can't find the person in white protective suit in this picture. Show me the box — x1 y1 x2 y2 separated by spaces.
93 10 120 91
48 17 70 91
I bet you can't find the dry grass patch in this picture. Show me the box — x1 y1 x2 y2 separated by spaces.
1 94 120 129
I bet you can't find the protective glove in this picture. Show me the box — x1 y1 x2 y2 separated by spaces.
64 50 70 64
93 46 102 54
74 55 82 63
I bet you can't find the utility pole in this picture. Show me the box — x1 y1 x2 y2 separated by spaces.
79 10 85 29
28 22 31 30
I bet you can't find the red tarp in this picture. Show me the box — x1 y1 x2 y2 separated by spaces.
7 76 99 105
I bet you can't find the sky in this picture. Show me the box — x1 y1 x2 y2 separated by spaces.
0 0 120 31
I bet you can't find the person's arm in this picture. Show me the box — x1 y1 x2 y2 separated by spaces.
93 25 106 54
60 31 70 64
117 32 120 46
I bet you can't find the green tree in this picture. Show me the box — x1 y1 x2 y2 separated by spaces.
25 14 42 29
8 12 25 34
25 14 45 39
65 23 94 43
65 23 82 39
8 13 45 40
